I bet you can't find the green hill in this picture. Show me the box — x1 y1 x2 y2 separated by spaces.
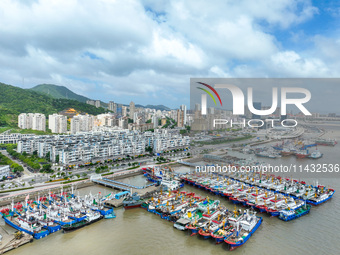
0 82 107 127
144 104 171 111
30 84 90 103
135 104 171 111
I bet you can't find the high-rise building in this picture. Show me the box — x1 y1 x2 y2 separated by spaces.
48 114 67 133
86 100 95 106
95 113 116 127
86 100 101 108
129 101 135 118
116 104 123 115
152 115 158 128
108 101 116 112
180 105 187 125
133 112 139 123
70 115 94 134
177 110 184 127
18 113 46 131
122 106 127 117
194 103 201 112
95 100 101 108
208 107 215 115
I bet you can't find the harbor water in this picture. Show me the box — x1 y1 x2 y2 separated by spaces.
2 125 340 255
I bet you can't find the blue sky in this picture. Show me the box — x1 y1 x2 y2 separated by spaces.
0 0 339 110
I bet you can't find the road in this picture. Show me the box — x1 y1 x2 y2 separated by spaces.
0 149 33 177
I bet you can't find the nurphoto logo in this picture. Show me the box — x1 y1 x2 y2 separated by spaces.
191 78 314 129
197 83 311 116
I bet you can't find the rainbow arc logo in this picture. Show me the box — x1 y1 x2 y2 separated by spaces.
196 82 223 114
196 82 222 107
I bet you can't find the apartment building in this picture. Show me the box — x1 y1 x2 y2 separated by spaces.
16 129 190 165
0 165 10 179
18 113 46 131
49 114 67 133
70 115 94 134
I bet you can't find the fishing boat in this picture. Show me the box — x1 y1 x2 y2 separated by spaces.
255 151 277 158
161 179 182 191
62 210 104 232
211 224 234 244
224 210 262 250
104 210 116 219
307 188 335 205
173 218 191 231
123 193 143 209
198 213 226 240
281 148 294 156
4 212 49 239
308 150 323 159
295 150 310 159
279 204 311 221
315 138 337 146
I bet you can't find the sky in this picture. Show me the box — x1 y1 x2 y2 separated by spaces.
0 0 340 109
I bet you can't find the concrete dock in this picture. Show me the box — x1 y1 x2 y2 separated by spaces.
0 225 33 254
104 185 159 208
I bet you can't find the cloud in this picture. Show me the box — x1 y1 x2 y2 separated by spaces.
0 0 338 109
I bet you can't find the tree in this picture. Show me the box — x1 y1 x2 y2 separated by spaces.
145 146 153 154
42 164 52 173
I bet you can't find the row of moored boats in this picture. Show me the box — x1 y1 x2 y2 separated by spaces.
0 189 116 239
142 190 262 250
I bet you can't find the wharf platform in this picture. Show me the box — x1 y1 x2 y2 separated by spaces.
0 225 33 254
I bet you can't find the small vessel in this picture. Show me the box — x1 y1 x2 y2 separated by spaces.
123 193 143 209
161 179 182 191
308 150 323 159
211 224 234 244
173 218 191 231
255 151 277 158
279 204 311 221
224 209 262 250
281 148 294 156
295 150 310 159
104 210 116 219
315 138 337 146
62 210 104 232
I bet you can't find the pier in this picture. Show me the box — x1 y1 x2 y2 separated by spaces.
90 175 159 207
0 226 33 254
0 168 145 207
91 176 156 191
103 185 159 207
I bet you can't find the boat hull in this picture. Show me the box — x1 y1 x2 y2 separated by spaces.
62 215 104 233
224 217 262 250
